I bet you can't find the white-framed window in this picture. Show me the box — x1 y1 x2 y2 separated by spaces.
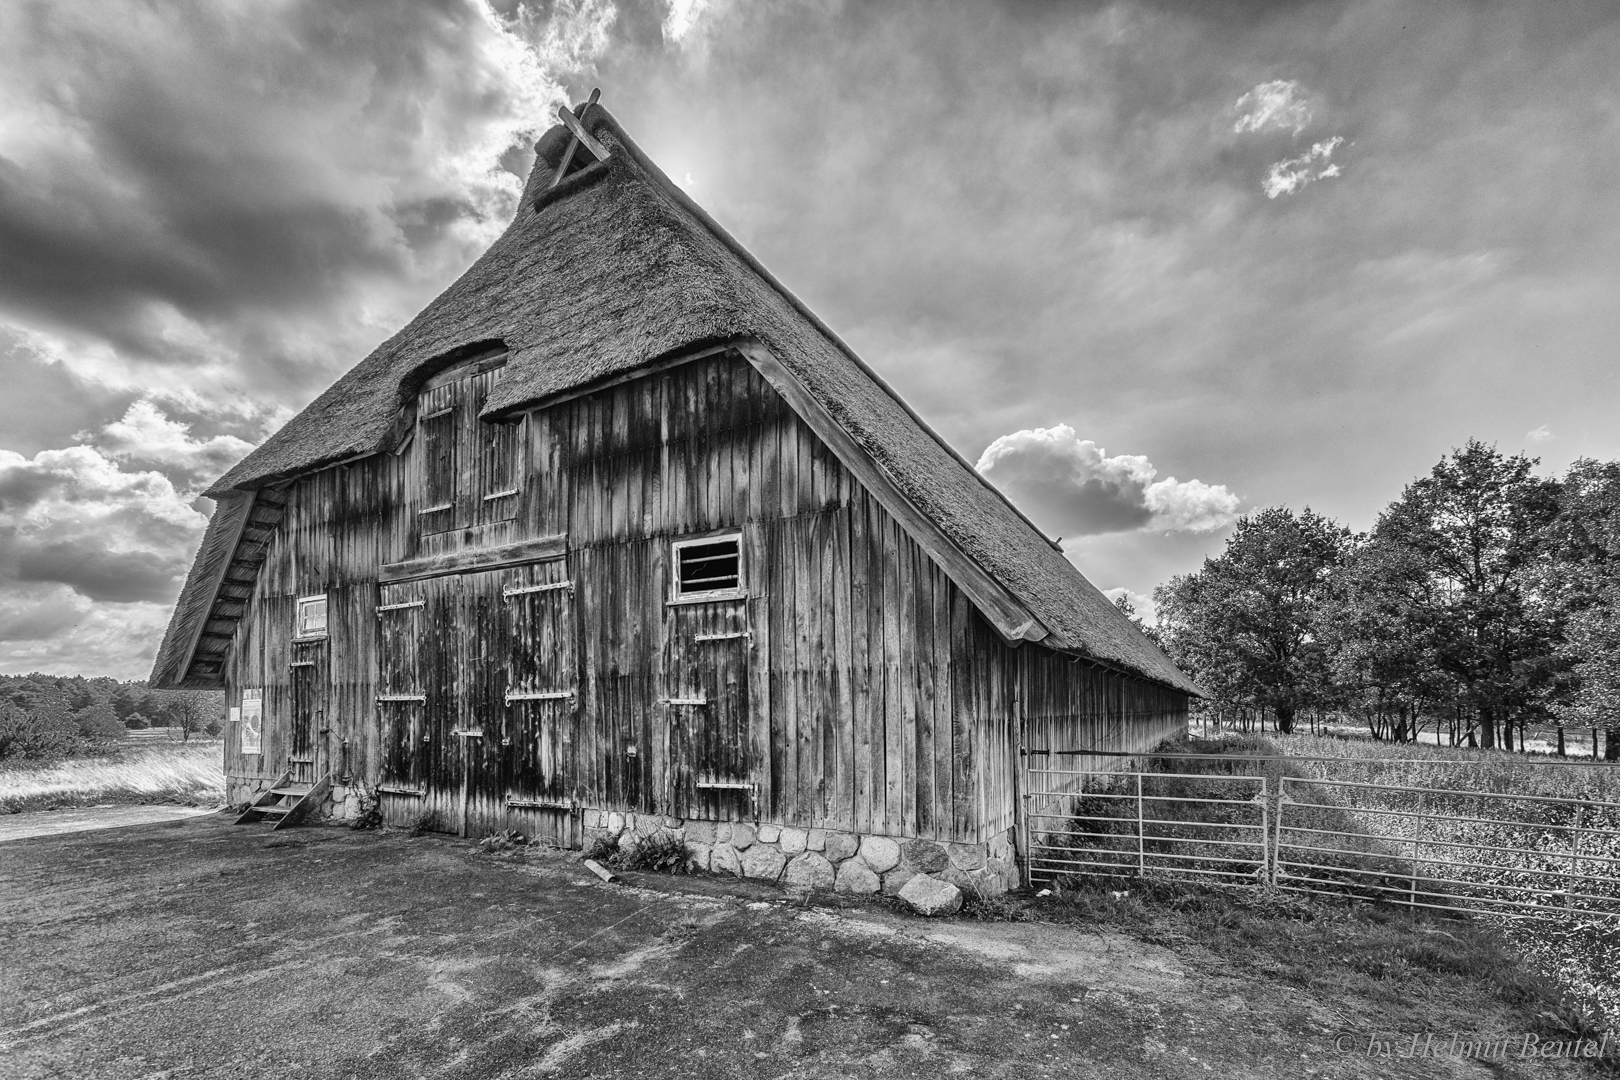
295 594 329 639
671 533 744 603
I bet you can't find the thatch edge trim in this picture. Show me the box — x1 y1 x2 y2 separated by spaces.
149 490 255 688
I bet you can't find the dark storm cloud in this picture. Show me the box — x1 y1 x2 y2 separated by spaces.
2 0 1619 674
0 0 567 388
13 539 184 604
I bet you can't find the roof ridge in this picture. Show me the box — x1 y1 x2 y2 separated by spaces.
582 105 1067 557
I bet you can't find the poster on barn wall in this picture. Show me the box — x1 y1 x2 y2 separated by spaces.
240 689 263 755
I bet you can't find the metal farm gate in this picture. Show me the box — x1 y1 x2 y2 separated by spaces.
1021 751 1620 922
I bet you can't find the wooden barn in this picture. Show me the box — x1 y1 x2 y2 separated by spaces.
151 97 1196 894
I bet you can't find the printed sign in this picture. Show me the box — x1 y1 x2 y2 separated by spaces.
240 689 263 756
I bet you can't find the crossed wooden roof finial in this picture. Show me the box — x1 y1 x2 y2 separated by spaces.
550 88 607 188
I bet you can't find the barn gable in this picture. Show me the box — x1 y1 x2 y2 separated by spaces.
153 101 1195 696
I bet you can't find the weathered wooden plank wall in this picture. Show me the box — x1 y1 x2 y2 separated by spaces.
222 349 1188 844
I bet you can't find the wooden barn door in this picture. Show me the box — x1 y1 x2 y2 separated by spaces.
288 640 324 785
665 603 752 820
375 584 428 817
455 569 509 837
502 559 578 844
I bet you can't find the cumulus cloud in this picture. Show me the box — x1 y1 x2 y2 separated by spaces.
0 444 205 606
1233 80 1313 136
976 425 1240 538
93 400 257 488
1526 424 1554 444
664 0 714 44
1263 137 1345 199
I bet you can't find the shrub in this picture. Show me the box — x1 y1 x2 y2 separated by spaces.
614 830 691 874
123 713 150 730
0 702 81 761
75 704 126 742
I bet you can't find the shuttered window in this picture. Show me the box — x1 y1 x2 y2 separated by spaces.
414 351 521 532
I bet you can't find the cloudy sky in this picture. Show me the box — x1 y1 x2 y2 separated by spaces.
1 0 1617 677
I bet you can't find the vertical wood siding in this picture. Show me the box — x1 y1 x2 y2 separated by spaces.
225 351 1187 843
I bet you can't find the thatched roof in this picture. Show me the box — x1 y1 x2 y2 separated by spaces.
159 103 1196 695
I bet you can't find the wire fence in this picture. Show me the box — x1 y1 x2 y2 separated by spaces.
1022 753 1620 922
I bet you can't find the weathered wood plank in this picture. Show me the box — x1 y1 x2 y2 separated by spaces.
379 535 566 583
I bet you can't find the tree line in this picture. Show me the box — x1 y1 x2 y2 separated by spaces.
0 673 224 761
1147 440 1620 758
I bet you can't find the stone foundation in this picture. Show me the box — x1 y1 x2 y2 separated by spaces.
583 811 1017 897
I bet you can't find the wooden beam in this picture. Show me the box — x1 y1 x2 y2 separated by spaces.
555 104 609 163
735 341 1048 647
379 534 567 584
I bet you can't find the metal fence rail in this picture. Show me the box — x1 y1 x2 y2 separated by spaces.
1023 757 1620 922
1275 775 1620 920
1025 765 1269 890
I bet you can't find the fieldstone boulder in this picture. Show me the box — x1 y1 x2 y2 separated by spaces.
901 838 949 874
758 824 781 844
858 835 901 873
741 848 784 880
779 827 808 854
730 823 756 850
716 822 732 843
945 842 987 872
710 844 742 877
606 812 626 835
899 874 963 917
685 842 712 872
685 820 718 844
834 859 881 894
823 832 859 863
807 829 827 852
740 844 787 882
881 868 916 896
784 852 835 890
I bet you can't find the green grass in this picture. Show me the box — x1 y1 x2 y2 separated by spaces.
0 739 225 814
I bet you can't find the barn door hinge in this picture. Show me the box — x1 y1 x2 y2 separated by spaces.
503 581 573 599
376 600 425 614
504 796 579 815
692 631 751 642
504 689 576 705
659 697 708 707
289 660 316 668
376 693 427 703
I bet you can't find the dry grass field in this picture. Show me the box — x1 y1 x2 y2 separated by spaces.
0 739 225 814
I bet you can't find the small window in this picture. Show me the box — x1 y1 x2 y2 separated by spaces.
672 535 743 602
295 594 328 638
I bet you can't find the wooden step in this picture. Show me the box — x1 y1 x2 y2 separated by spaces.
270 786 312 798
255 805 293 816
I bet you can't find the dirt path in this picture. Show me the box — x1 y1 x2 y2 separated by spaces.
0 805 220 844
0 818 1600 1078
